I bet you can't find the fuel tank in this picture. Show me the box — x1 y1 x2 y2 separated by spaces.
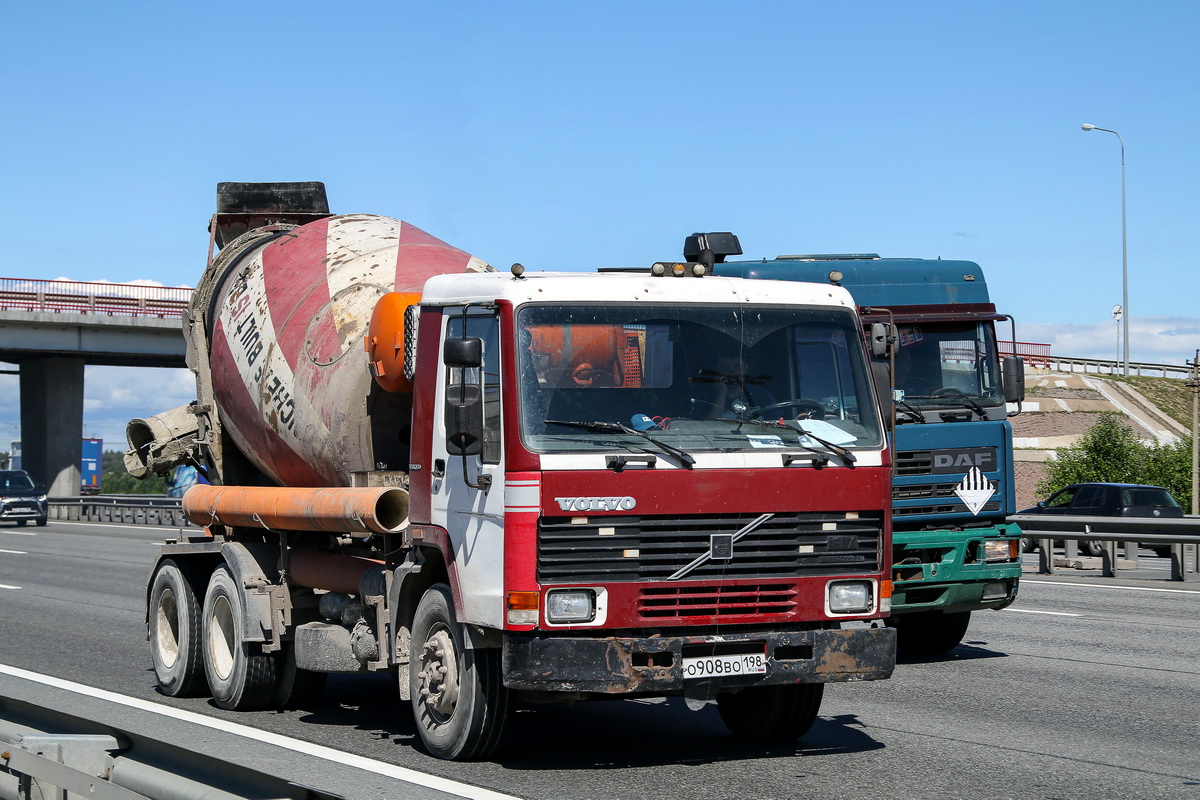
195 212 491 486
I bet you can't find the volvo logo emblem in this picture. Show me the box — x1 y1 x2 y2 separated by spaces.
554 496 637 512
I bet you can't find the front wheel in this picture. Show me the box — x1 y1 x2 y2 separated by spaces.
717 683 824 740
148 559 206 696
202 565 277 710
409 584 509 760
891 610 971 656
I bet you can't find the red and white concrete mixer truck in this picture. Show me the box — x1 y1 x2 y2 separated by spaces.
128 183 897 760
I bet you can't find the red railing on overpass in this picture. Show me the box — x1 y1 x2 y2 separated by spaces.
999 340 1051 367
0 277 192 318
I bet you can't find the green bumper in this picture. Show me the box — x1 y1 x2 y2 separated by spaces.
889 522 1021 615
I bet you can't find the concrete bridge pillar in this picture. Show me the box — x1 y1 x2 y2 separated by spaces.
19 356 85 496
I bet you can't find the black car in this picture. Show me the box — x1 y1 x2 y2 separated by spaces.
1018 482 1183 557
0 470 48 527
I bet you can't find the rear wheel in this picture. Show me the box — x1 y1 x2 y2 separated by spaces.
1081 540 1105 557
892 610 972 656
717 683 824 740
271 641 327 710
202 565 276 710
409 584 509 760
148 559 206 696
35 517 47 527
1020 535 1038 553
16 520 26 527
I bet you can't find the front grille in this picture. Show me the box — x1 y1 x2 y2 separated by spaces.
537 511 882 584
639 583 798 619
895 451 935 476
894 500 1001 517
893 480 998 502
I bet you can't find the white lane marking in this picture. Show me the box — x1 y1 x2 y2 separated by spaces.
0 549 27 555
0 584 20 590
1027 579 1200 596
1006 608 1082 617
1 530 38 536
0 663 519 800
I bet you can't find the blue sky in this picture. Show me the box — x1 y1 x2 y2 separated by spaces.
2 1 1198 453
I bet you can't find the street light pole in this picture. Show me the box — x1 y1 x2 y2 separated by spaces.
1081 124 1129 376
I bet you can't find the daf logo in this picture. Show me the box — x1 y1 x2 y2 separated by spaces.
930 448 996 473
934 453 993 469
555 496 637 512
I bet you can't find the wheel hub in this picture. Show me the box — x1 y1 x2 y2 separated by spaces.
418 629 460 718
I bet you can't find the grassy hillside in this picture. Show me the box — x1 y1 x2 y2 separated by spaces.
1105 374 1197 430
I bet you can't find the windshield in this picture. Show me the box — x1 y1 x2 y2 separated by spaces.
518 304 883 454
1 472 35 492
885 321 1003 408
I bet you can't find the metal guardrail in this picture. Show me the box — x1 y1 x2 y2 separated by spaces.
0 278 191 319
48 497 193 528
1040 355 1191 379
1008 513 1200 581
0 694 338 800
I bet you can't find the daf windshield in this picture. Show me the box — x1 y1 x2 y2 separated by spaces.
517 304 883 454
887 321 1003 409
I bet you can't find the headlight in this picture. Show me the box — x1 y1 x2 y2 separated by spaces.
984 540 1018 562
827 581 874 614
546 589 596 624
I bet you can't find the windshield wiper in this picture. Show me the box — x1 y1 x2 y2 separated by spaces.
544 419 696 468
895 399 927 424
907 394 988 420
791 426 857 465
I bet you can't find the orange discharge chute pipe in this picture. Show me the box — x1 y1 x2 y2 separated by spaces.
182 484 409 535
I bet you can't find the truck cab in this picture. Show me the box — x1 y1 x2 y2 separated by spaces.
715 251 1024 654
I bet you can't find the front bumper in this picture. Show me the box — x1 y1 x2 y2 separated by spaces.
0 502 47 522
502 626 896 694
890 523 1021 614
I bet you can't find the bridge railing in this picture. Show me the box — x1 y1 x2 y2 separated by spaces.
0 277 192 318
1039 354 1191 379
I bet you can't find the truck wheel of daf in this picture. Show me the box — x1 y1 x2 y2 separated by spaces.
148 559 206 697
889 610 972 656
717 683 824 740
202 565 278 710
410 584 510 760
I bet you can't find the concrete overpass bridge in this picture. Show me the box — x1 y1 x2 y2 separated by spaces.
0 277 189 495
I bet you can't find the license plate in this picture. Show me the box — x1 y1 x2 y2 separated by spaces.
682 652 767 679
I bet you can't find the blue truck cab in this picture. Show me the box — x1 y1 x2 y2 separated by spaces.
713 250 1024 654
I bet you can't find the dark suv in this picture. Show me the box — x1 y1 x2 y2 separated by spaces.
0 470 48 527
1019 482 1183 556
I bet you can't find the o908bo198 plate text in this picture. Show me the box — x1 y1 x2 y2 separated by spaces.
682 652 767 679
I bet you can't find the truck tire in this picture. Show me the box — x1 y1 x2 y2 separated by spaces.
892 610 972 656
148 559 206 696
717 683 824 740
202 565 277 710
409 584 509 760
271 641 327 710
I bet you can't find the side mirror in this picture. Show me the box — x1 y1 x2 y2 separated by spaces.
1002 355 1025 403
444 337 483 368
870 322 893 359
